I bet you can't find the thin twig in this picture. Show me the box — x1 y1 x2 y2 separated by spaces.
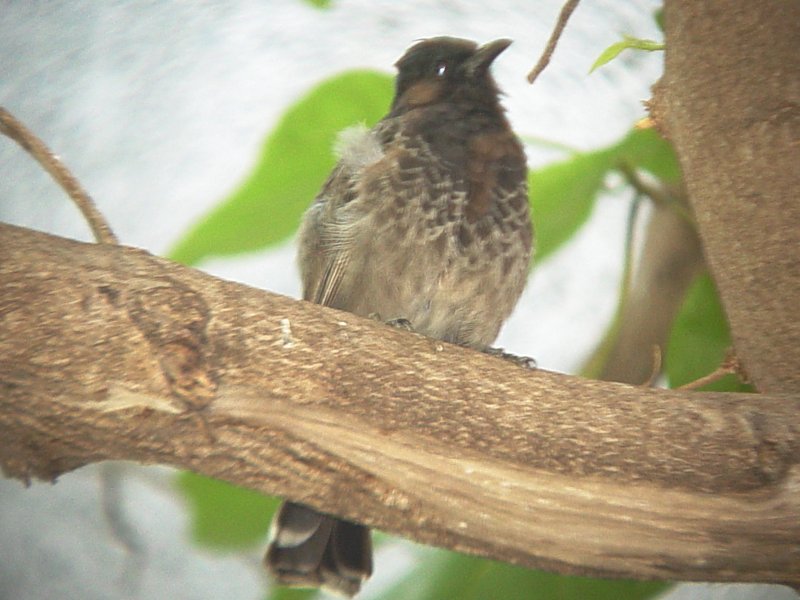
643 345 662 387
678 349 745 391
0 106 118 245
618 162 694 225
616 187 644 343
578 189 642 379
677 366 731 391
527 0 581 84
98 463 146 591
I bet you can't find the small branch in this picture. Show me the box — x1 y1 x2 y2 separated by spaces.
618 162 693 224
620 189 643 314
678 348 747 391
643 345 662 387
678 366 731 391
0 106 118 245
98 463 146 592
584 197 705 386
1 222 799 586
527 0 581 84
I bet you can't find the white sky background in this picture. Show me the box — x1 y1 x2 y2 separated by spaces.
0 2 795 599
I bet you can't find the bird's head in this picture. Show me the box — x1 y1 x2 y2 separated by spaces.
391 37 511 114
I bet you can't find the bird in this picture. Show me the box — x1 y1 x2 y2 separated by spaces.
265 36 533 597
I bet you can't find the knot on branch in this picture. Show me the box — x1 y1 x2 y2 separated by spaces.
125 279 217 409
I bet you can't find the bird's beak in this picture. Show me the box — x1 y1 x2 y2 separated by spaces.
465 38 512 76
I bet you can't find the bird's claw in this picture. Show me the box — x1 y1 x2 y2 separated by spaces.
368 313 415 332
484 347 537 369
386 317 414 331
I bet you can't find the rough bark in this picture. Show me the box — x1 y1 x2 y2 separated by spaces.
657 0 800 394
1 222 799 585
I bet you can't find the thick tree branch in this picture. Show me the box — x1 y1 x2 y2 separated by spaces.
1 222 798 585
598 199 704 385
656 1 800 394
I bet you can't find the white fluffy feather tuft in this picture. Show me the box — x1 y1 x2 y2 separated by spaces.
334 123 384 169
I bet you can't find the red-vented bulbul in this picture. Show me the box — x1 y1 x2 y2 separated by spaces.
265 36 533 597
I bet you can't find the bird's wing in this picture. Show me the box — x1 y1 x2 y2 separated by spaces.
313 210 353 307
299 120 401 308
299 167 360 307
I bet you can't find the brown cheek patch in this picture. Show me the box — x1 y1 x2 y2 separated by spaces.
400 80 444 108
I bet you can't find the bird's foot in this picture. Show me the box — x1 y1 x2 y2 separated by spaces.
385 317 414 331
484 347 537 370
368 313 415 332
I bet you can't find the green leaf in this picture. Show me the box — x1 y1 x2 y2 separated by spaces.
176 472 280 550
666 273 753 392
590 36 665 73
169 70 393 265
613 127 681 184
381 549 668 600
530 127 679 262
267 586 318 600
654 9 665 33
530 152 609 262
303 0 331 8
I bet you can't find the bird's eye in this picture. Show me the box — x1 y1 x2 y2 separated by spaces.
435 61 448 77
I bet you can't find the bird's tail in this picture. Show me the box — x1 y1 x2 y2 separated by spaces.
265 502 372 597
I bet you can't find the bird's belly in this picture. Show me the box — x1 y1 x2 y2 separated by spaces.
336 222 526 349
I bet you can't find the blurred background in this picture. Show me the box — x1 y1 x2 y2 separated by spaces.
0 2 794 599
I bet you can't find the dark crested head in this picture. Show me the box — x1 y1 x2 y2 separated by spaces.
391 37 512 113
